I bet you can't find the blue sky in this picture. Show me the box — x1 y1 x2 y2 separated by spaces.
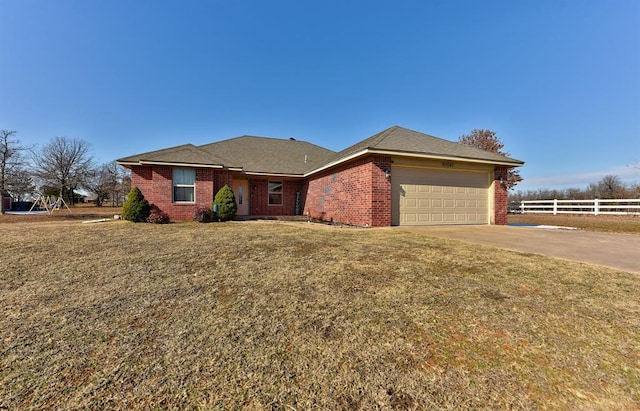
1 0 639 192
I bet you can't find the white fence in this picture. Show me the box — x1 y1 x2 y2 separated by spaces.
515 199 640 216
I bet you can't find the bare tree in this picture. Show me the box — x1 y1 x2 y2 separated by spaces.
113 165 131 206
1 130 31 213
31 136 94 204
598 175 625 199
459 129 523 189
85 161 132 207
116 172 131 207
6 166 36 202
85 162 117 206
510 174 638 202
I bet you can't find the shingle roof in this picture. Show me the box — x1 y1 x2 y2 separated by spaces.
199 136 336 175
117 126 523 175
117 136 336 175
326 125 523 166
117 144 225 166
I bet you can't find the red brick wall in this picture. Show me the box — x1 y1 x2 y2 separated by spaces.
129 165 219 222
130 165 152 195
370 156 392 226
214 170 233 194
249 179 305 216
304 155 392 227
129 165 305 220
494 166 509 225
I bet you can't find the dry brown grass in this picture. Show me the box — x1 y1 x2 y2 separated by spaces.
0 204 122 224
1 220 639 409
509 213 640 235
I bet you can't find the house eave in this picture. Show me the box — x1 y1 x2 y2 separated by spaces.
118 147 523 175
371 149 525 167
116 160 224 169
244 171 305 178
303 149 369 176
304 148 523 176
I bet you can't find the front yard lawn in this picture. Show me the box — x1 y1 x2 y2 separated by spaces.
1 221 638 409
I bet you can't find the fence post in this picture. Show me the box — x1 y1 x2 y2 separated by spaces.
520 201 525 214
594 198 599 216
553 199 557 215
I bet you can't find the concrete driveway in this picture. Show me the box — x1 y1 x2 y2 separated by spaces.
397 225 640 274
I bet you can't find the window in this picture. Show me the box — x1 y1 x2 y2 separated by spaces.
268 181 283 205
173 168 195 202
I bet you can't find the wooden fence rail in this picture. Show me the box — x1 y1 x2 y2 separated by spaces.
513 199 640 216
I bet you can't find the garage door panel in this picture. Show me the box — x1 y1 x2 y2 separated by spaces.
467 214 482 223
419 214 432 222
392 166 489 226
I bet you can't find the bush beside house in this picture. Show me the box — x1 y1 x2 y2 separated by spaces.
212 185 237 222
193 206 214 223
147 205 170 224
122 187 151 223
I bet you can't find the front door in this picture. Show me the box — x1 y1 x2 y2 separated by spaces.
233 179 249 215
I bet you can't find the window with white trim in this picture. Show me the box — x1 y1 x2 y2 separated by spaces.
173 168 195 202
268 181 283 205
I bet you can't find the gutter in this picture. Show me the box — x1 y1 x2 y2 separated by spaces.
303 148 524 177
117 160 224 169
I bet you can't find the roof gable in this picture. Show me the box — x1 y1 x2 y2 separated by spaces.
327 126 523 166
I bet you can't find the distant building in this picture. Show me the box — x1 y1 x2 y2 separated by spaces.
2 192 12 211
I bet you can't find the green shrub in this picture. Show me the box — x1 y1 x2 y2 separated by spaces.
212 184 237 222
122 187 151 223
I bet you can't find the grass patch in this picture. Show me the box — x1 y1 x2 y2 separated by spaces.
509 213 640 235
1 221 639 409
0 204 122 224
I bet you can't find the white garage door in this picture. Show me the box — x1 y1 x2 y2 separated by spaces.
392 166 490 226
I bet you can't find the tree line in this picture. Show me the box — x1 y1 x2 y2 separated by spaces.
0 130 130 213
510 175 640 203
456 130 639 201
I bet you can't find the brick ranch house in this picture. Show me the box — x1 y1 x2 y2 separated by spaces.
117 126 524 226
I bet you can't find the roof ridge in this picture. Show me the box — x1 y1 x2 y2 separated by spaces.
390 125 449 143
199 134 315 148
366 125 399 148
